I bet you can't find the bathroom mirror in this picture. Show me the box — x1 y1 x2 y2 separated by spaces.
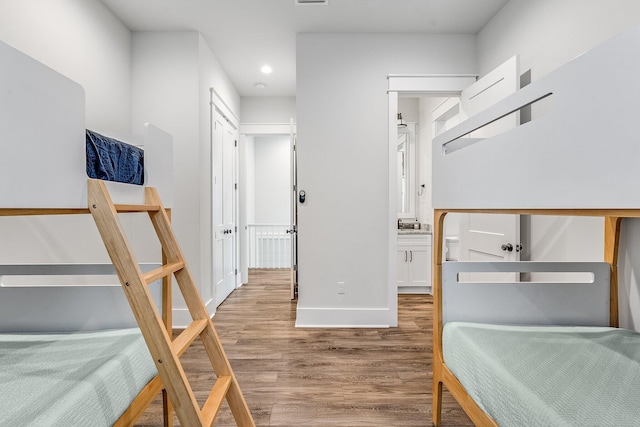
397 123 416 218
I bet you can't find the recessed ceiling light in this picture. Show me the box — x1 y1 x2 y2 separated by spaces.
260 65 273 74
255 83 267 89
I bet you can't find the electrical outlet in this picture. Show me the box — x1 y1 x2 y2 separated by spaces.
337 281 345 294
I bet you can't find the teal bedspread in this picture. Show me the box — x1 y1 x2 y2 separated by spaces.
443 322 640 427
0 328 157 426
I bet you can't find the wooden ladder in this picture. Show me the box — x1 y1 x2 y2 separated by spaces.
88 179 255 427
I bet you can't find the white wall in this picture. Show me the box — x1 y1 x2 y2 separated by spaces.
253 136 291 224
241 97 296 123
0 0 132 134
478 0 640 330
296 33 476 327
132 32 241 325
132 32 201 320
0 0 134 266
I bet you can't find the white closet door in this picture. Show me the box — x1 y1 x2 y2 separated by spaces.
213 109 237 306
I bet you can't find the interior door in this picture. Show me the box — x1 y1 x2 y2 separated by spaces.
431 56 521 280
288 120 298 299
459 55 520 280
213 109 237 306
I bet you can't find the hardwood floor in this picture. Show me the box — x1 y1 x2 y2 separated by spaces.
135 269 473 426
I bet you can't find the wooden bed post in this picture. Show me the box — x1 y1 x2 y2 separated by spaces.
432 209 447 427
604 216 622 328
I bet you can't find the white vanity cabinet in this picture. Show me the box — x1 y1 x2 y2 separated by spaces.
397 233 432 294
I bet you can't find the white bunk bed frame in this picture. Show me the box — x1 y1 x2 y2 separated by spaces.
430 24 640 426
0 41 254 426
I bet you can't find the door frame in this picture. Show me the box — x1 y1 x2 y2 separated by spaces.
237 122 297 287
387 74 476 327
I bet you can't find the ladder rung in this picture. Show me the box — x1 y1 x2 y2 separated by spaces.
201 376 233 426
113 203 162 212
172 319 209 357
142 261 185 284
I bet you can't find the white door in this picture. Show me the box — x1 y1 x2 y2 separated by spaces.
289 126 298 299
213 109 237 306
460 56 520 280
433 56 521 280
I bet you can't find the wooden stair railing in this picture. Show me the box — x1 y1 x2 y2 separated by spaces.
88 179 255 427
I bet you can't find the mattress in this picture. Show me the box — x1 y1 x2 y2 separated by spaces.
443 322 640 427
0 328 157 426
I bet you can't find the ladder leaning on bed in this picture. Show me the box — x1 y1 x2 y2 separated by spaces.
88 179 254 427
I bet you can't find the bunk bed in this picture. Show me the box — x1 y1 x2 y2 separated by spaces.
0 41 254 426
430 24 640 427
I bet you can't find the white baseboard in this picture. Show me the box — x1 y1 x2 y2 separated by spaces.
172 297 216 329
295 307 391 328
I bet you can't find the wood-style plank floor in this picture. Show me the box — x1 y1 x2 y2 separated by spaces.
136 269 473 426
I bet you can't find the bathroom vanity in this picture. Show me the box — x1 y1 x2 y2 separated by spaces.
397 229 432 294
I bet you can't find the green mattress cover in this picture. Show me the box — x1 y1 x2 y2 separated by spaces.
443 322 640 427
0 328 157 426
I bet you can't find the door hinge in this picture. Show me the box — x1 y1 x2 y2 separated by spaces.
235 226 238 232
234 183 238 190
234 140 237 147
235 268 238 275
293 264 298 272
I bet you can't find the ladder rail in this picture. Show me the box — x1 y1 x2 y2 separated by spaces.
89 180 206 426
88 179 255 427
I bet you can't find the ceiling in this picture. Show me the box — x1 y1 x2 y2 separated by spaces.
101 0 509 97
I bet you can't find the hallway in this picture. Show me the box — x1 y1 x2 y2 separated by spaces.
137 269 472 426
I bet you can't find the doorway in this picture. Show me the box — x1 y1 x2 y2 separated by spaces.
388 58 523 321
238 123 298 299
387 75 476 326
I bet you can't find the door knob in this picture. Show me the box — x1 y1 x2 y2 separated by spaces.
501 243 514 252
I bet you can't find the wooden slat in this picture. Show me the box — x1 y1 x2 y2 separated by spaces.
201 376 233 427
143 261 185 285
172 319 209 357
113 203 161 212
436 207 640 217
0 208 89 216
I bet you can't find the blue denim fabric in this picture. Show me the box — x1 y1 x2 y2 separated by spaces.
86 129 144 185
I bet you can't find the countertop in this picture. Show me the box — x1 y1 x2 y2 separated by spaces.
397 228 432 235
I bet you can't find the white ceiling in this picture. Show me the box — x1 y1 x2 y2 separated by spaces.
101 0 509 97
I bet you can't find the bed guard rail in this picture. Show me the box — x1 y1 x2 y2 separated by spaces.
0 263 162 332
442 261 610 327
